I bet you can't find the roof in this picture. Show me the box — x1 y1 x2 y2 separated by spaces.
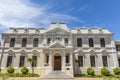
2 22 112 34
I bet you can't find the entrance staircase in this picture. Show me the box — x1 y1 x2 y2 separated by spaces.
39 71 74 80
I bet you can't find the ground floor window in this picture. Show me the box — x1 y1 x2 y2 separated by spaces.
102 55 108 67
78 56 83 67
90 55 95 67
32 56 37 67
118 59 120 67
6 56 13 67
19 56 25 67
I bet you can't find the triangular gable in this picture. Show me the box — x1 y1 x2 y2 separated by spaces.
7 50 14 53
45 27 70 33
101 49 108 53
49 41 66 48
74 49 84 53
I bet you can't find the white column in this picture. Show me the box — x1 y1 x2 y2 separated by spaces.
62 50 66 67
70 49 73 68
42 50 45 67
69 34 72 46
49 50 52 67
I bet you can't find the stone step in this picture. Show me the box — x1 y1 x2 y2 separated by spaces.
40 71 74 79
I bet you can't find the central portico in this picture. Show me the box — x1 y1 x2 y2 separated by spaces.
41 46 73 77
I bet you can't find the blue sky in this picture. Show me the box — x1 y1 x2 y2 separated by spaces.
0 0 120 40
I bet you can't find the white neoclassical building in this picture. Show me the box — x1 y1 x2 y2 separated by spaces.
0 22 119 77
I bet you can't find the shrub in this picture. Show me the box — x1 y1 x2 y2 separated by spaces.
87 67 95 76
21 67 29 75
7 66 14 73
101 67 110 76
113 67 120 75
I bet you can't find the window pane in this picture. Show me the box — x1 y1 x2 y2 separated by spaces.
102 56 108 67
78 56 83 67
89 38 94 47
10 38 15 47
6 56 13 67
100 38 105 47
33 38 38 47
90 55 95 67
22 38 27 47
65 38 68 43
32 56 37 67
19 56 25 67
47 38 51 44
66 56 69 63
77 38 82 47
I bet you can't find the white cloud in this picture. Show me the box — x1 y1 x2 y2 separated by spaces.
0 0 82 29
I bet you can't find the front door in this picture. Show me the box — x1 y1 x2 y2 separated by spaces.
54 56 61 70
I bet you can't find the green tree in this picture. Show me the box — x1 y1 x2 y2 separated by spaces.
87 67 95 76
21 67 29 74
27 58 37 74
7 66 14 73
113 67 120 75
101 67 110 76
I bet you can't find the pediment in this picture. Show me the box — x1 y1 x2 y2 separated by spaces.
45 27 70 34
7 50 14 53
49 42 65 48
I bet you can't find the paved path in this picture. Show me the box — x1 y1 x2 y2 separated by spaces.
7 77 104 80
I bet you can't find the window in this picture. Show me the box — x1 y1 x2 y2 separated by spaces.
102 55 108 67
90 55 95 67
10 38 15 47
77 38 82 47
22 38 27 47
19 56 25 67
89 38 94 47
66 56 69 63
47 38 51 44
118 59 120 67
65 38 68 43
6 56 13 67
78 56 83 67
33 38 38 47
100 38 105 47
32 56 37 67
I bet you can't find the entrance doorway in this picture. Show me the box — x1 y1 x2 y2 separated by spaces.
54 53 61 70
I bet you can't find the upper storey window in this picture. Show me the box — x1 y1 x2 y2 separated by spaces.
47 38 51 44
10 38 15 47
33 38 38 47
22 38 27 47
100 38 105 47
89 38 94 47
77 38 82 47
65 38 68 43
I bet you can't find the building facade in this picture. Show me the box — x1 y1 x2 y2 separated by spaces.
0 22 119 77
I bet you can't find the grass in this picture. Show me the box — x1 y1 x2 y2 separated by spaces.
0 72 39 77
74 74 120 78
